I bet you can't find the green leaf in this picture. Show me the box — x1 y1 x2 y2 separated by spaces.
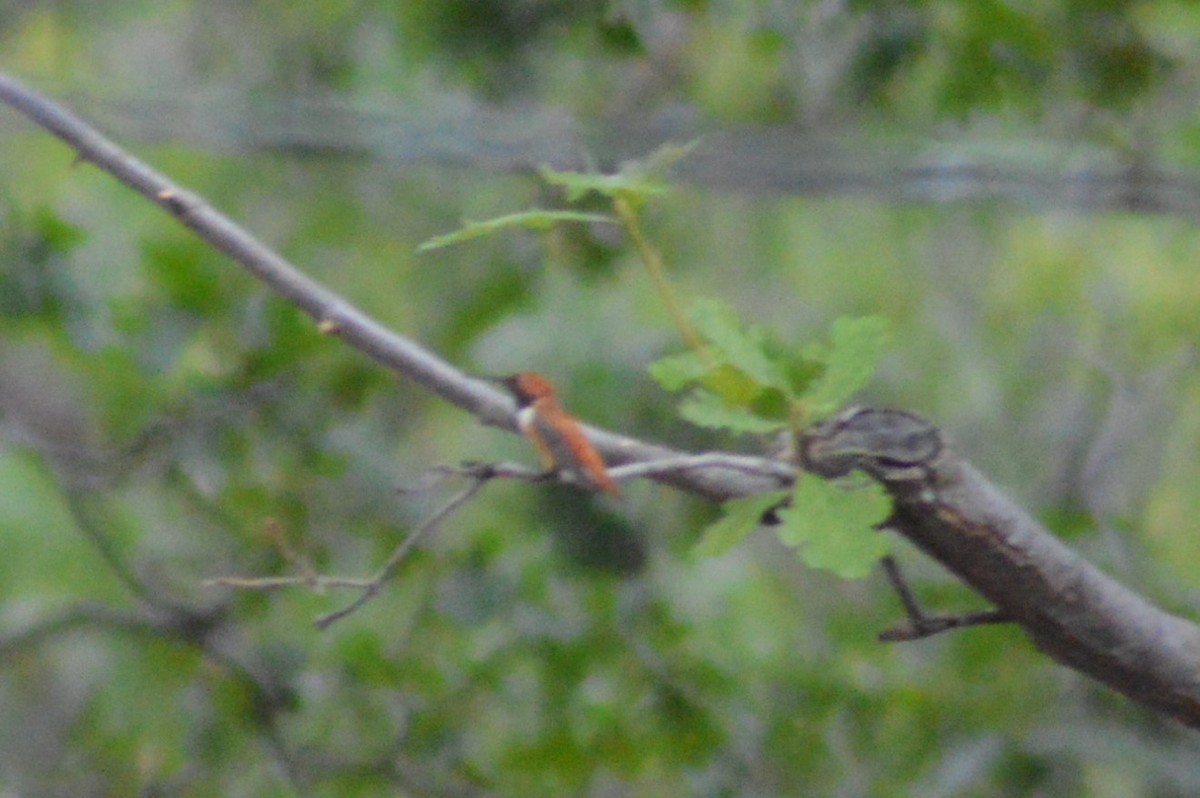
648 350 712 391
626 140 699 177
688 299 786 391
539 166 668 204
761 336 825 396
0 208 88 323
598 16 644 55
693 491 789 558
748 387 791 423
679 389 788 433
34 207 86 252
775 476 891 579
417 210 615 252
539 141 696 206
804 316 891 418
701 363 762 406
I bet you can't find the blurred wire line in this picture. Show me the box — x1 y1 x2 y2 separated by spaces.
8 79 1195 218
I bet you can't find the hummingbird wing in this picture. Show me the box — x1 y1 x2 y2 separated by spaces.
527 410 620 495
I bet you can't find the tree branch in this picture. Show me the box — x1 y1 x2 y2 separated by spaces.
800 407 1200 731
5 73 1200 729
0 71 786 504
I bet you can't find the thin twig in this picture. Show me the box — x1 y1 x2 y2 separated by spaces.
880 555 925 622
878 609 1012 642
613 196 705 353
204 476 491 626
403 455 795 496
313 477 488 629
877 555 1011 642
202 574 376 592
0 601 223 658
402 461 551 492
607 453 795 483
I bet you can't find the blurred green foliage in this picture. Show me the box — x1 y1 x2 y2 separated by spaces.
2 1 1200 796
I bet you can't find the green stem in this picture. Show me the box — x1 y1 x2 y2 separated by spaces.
614 196 706 354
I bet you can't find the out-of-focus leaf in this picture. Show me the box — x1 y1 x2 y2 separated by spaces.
647 350 711 390
598 15 644 55
693 491 788 558
0 451 128 600
539 165 669 204
143 236 225 314
679 388 788 433
0 208 84 322
804 316 890 418
417 210 615 252
539 142 694 207
776 475 891 579
688 298 787 391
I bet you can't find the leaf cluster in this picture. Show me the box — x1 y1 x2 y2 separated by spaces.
649 300 893 578
420 148 896 580
650 299 890 434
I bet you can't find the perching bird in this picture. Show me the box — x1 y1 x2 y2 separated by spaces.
496 372 619 495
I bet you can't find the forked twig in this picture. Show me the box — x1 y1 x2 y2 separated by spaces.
312 476 487 630
206 474 489 629
209 455 775 628
877 555 1011 642
402 454 794 495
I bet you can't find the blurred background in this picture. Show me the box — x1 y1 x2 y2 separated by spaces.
2 1 1200 795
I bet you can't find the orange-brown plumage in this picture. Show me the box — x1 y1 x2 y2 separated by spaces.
501 372 619 495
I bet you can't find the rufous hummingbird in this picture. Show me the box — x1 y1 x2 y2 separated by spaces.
494 372 620 495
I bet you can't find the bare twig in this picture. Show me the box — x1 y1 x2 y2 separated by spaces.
0 598 299 781
212 456 792 624
876 555 1011 641
878 609 1013 642
313 476 487 629
404 454 796 494
401 461 554 492
206 472 490 627
0 603 137 659
201 472 487 628
202 574 378 592
608 453 795 483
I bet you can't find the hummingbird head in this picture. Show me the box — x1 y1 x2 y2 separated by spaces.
496 371 558 408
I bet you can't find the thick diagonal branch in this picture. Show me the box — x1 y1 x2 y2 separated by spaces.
800 407 1200 730
0 71 789 502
